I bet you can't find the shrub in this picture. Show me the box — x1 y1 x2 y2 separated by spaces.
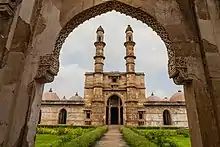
121 127 157 147
132 128 178 147
63 126 108 147
37 127 58 135
51 127 95 146
176 129 189 138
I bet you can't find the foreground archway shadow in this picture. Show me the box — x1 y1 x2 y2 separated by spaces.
0 0 220 147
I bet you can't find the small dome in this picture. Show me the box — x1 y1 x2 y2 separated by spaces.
125 25 133 33
162 97 169 101
69 92 83 101
96 26 104 33
147 93 162 101
170 90 185 102
42 88 60 101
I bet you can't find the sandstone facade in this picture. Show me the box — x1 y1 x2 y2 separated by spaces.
40 90 188 128
39 26 188 128
0 0 220 146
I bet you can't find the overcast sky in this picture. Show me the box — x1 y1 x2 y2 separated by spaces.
44 11 182 99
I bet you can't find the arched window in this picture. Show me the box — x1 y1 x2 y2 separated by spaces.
163 110 172 125
129 36 131 41
38 110 42 124
58 109 67 124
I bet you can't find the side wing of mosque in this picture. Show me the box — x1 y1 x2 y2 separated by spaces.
39 25 188 127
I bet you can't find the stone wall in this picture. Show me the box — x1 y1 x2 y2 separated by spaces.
0 0 220 146
145 105 188 127
40 104 85 126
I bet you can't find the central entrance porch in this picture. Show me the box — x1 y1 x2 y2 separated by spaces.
106 95 123 125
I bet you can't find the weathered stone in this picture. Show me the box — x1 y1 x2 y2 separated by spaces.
0 0 220 147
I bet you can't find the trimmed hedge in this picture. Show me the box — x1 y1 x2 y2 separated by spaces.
120 127 158 147
132 128 190 147
63 126 108 147
38 125 95 129
133 126 188 130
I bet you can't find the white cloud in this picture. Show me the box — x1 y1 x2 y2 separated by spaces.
45 64 87 99
44 11 182 99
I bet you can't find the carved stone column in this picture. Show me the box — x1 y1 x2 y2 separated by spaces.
168 45 220 147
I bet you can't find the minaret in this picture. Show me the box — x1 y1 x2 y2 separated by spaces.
94 26 106 73
124 25 138 126
124 25 136 73
91 26 105 125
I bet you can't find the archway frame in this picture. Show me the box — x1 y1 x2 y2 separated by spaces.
106 94 123 125
163 109 172 125
35 0 191 86
58 108 67 124
1 0 220 146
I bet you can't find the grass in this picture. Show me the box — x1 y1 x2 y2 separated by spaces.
171 136 191 147
35 126 105 147
35 134 62 147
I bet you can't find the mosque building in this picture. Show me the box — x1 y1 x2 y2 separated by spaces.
39 25 188 127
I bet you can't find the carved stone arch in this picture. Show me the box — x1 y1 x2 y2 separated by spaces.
105 92 124 106
53 1 172 59
36 0 191 85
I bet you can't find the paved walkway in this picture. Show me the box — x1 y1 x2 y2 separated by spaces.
94 125 129 147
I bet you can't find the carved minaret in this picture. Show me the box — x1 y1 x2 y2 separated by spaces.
94 26 105 73
91 26 105 125
124 25 138 126
124 25 136 73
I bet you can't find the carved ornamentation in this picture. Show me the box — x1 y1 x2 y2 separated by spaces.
168 56 192 85
35 54 59 83
0 1 15 16
52 0 189 85
53 1 173 60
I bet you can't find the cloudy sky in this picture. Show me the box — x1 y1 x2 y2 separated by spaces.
44 11 182 99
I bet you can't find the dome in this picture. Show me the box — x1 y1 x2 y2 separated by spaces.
162 97 169 101
69 92 83 101
125 25 133 33
147 93 162 102
170 90 185 102
42 88 60 101
96 26 104 33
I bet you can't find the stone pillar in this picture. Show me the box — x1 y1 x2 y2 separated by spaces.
108 103 111 125
186 0 220 146
118 97 121 125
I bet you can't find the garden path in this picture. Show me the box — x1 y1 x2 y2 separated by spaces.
94 125 129 147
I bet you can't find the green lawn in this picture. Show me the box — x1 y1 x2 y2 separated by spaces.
172 136 191 147
35 134 62 147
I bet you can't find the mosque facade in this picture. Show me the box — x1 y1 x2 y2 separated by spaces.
39 26 188 127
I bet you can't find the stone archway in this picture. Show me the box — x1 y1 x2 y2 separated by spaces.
106 95 123 125
163 110 172 125
58 108 67 124
0 0 220 147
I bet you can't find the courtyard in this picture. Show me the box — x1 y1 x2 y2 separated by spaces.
35 125 191 147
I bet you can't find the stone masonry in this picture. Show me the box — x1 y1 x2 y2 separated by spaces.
0 0 220 147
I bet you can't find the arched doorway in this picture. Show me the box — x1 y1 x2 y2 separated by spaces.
106 95 123 125
58 109 67 124
163 110 172 125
